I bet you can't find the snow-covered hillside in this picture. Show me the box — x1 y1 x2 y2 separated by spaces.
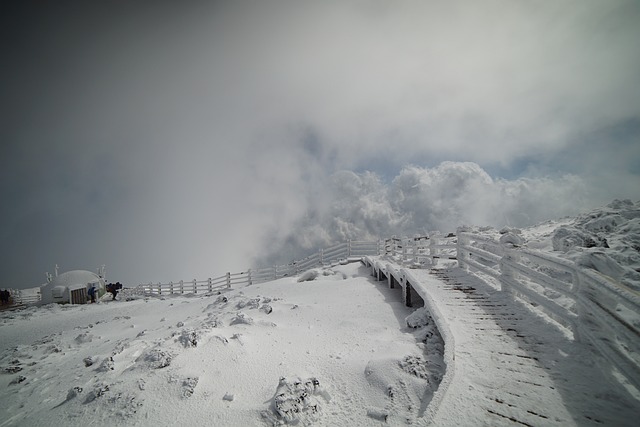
471 199 640 290
0 263 443 426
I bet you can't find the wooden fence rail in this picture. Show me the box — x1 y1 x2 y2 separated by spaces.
135 239 383 296
455 229 640 392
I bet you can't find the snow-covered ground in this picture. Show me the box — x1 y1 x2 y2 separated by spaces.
0 263 443 426
1 200 639 426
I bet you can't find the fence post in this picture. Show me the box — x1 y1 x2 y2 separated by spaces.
456 229 469 270
273 265 277 280
158 282 162 295
402 238 408 262
193 279 197 293
226 272 231 288
320 249 324 265
179 280 184 294
430 235 439 266
248 269 252 286
499 248 519 293
348 239 352 257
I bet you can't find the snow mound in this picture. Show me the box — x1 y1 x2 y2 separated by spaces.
297 267 347 282
364 356 433 423
297 269 320 282
550 200 640 288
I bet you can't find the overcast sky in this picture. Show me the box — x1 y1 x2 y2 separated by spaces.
2 0 639 289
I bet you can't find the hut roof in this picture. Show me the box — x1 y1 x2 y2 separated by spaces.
46 270 101 290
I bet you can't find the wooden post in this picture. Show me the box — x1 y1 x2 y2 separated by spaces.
499 249 519 294
457 229 468 270
208 278 212 292
158 282 162 295
430 235 439 267
226 272 231 288
247 269 252 286
402 239 407 261
193 279 197 293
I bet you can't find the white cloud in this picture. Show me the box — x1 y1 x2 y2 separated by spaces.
257 162 592 266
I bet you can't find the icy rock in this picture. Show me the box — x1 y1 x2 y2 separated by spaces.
97 356 114 372
297 269 319 282
366 408 389 422
223 393 234 401
499 227 522 235
499 232 524 246
552 226 607 251
230 313 254 326
182 377 199 398
260 304 273 314
399 355 430 380
74 332 95 344
66 386 83 400
84 383 110 403
263 376 329 425
9 375 27 385
406 308 432 328
138 348 172 369
178 330 198 348
236 298 260 309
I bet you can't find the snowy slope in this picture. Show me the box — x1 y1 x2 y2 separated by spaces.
0 263 443 426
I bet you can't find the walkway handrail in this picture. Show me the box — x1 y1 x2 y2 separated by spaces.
456 229 640 391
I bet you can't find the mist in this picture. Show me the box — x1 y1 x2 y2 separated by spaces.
1 1 639 288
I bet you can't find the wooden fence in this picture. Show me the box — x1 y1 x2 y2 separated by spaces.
137 239 383 296
455 230 640 391
383 234 458 265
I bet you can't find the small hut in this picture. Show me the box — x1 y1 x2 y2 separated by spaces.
40 270 106 305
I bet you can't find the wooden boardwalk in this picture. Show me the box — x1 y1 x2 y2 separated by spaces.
364 257 639 426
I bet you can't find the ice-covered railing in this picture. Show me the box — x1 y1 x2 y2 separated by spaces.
455 230 640 392
136 237 460 296
383 234 458 265
136 240 383 295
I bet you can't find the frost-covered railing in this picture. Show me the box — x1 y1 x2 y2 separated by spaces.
2 289 42 307
383 234 458 265
456 230 640 391
137 240 382 295
138 272 250 296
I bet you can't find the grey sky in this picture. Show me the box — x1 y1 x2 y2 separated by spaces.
2 0 639 288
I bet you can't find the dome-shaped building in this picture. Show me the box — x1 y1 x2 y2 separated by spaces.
40 269 105 305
